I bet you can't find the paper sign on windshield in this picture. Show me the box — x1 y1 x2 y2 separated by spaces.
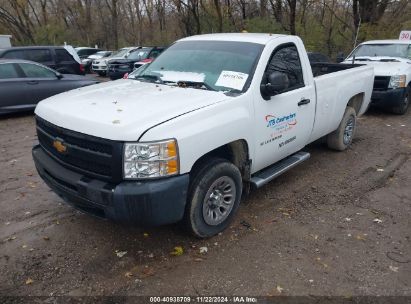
215 71 249 91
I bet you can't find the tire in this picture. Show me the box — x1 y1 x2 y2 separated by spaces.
185 158 242 238
97 71 106 77
392 86 410 115
327 106 357 151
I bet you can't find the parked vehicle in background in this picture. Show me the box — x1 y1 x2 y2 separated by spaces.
0 59 98 114
307 52 331 64
75 47 101 60
107 47 165 80
82 51 112 73
92 47 138 76
344 40 411 114
0 46 85 75
33 33 374 238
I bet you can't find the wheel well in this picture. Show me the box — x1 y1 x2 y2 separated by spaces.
347 93 364 114
190 140 250 180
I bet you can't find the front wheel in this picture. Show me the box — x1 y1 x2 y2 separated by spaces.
327 106 357 151
392 86 410 115
185 158 242 238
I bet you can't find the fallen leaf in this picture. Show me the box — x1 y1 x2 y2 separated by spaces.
43 236 50 241
377 168 384 172
356 234 366 241
373 218 383 223
115 250 127 258
25 278 34 285
389 265 399 272
276 285 284 294
143 233 149 237
344 218 352 222
199 247 208 254
22 245 27 249
125 272 133 278
170 246 184 256
141 267 155 277
5 222 10 226
148 253 154 258
194 258 204 262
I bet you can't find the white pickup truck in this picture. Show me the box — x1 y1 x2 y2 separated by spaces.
344 39 411 114
33 33 374 237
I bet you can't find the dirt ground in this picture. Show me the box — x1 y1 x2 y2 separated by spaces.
0 106 410 298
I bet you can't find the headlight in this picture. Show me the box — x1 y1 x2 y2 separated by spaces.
123 139 179 179
388 75 406 89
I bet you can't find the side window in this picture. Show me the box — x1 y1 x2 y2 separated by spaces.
0 63 19 79
19 63 56 78
264 44 304 92
24 49 52 63
56 49 74 63
2 50 26 59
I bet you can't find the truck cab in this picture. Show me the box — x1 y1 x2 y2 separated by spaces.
344 40 411 114
33 33 373 238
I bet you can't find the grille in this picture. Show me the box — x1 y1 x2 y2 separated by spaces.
36 116 123 182
373 76 390 91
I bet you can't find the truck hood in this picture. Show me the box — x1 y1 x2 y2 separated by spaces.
35 79 229 141
344 57 411 76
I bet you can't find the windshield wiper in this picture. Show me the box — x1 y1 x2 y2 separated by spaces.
177 80 216 91
135 74 163 83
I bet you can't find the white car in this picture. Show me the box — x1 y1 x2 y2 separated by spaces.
33 33 374 237
92 47 138 76
345 39 411 114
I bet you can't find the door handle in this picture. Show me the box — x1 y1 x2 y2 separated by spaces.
27 81 39 85
298 98 310 106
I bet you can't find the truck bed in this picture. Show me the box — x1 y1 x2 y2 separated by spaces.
308 64 374 144
311 63 363 77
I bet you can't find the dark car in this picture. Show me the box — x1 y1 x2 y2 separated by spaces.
307 52 331 64
0 59 98 114
107 47 165 80
75 47 102 60
0 46 85 75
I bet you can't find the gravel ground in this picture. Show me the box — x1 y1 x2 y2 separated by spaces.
0 107 410 297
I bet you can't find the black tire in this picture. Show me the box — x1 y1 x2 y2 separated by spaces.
185 158 242 238
392 86 410 115
97 71 106 77
327 106 357 151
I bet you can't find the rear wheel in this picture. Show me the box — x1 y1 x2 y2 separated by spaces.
392 86 410 115
185 158 242 238
327 106 357 151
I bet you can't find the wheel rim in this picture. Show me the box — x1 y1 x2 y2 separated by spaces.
343 116 355 145
202 176 236 226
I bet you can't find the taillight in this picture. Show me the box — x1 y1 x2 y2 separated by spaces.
123 73 129 79
79 64 85 73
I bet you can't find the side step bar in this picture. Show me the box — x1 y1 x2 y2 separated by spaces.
250 151 310 188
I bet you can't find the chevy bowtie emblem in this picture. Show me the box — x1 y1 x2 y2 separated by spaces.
53 139 67 153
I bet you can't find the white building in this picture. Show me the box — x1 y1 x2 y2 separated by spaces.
0 35 12 48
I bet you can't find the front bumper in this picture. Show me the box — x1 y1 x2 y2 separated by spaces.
92 64 107 72
371 88 407 109
32 145 189 226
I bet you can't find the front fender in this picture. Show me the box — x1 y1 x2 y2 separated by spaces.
139 96 254 174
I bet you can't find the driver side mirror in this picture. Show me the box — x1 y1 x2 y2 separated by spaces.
55 72 63 79
260 71 289 100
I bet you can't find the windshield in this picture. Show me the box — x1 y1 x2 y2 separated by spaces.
129 40 263 92
111 48 130 58
128 49 150 60
349 44 411 59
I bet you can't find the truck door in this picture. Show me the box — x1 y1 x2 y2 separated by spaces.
253 42 316 172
